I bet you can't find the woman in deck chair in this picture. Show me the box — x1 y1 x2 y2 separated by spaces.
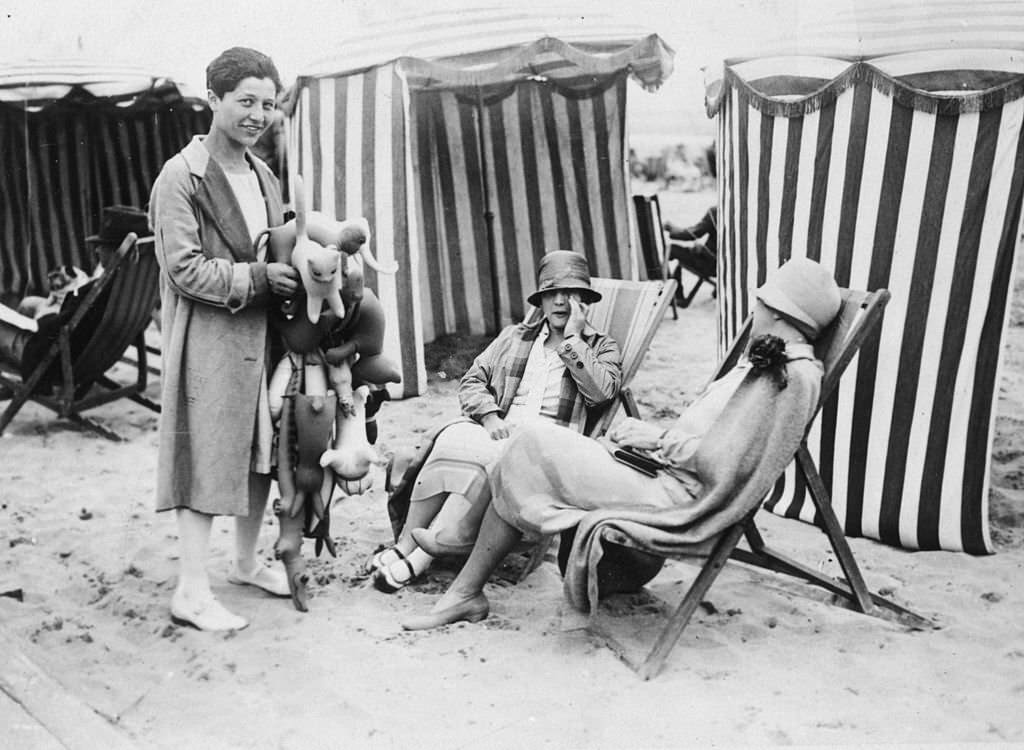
373 250 622 592
400 257 842 630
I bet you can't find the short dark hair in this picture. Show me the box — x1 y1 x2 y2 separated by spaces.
206 47 282 97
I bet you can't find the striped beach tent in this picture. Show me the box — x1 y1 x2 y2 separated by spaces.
705 0 1024 554
0 58 209 300
285 7 673 397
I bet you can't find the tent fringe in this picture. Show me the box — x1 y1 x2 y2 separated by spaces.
710 61 1024 118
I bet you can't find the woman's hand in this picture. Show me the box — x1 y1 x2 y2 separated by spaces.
608 417 664 450
481 412 510 440
564 295 588 338
267 262 300 297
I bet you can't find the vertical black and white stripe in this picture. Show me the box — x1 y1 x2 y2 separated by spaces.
288 11 671 398
1 97 208 299
713 57 1024 554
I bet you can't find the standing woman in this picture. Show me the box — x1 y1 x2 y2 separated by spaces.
149 47 300 631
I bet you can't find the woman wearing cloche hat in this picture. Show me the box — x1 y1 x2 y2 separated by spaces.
401 256 845 630
371 250 623 592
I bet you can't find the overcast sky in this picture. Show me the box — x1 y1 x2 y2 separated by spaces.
0 0 831 145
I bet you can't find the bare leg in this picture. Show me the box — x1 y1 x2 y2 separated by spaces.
172 508 247 631
231 472 289 598
176 507 214 597
436 492 489 545
235 472 271 570
397 492 447 550
375 493 471 592
439 505 521 607
400 505 522 630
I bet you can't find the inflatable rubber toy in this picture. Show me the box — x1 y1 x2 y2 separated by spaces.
323 288 402 387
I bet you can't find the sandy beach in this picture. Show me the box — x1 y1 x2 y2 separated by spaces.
2 187 1023 749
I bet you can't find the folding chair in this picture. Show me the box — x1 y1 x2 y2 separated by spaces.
634 194 716 311
0 232 161 441
584 287 932 679
632 195 679 319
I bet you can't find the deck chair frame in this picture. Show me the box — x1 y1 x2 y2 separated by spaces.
513 276 678 580
588 287 932 680
632 194 678 319
0 232 160 441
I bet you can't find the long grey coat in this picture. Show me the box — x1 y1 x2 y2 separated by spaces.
149 136 284 515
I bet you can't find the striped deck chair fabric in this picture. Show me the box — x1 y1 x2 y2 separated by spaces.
0 232 161 441
584 277 677 436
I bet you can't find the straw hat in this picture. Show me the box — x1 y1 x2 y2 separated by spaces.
756 257 841 339
526 250 601 306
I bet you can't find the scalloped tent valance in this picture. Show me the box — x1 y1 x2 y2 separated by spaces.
0 58 207 114
707 53 1024 118
286 8 674 397
292 7 673 95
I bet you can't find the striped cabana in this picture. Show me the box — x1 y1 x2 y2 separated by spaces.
706 0 1024 554
286 8 673 397
0 59 210 300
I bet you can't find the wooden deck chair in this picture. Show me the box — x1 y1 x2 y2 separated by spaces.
585 287 933 679
632 195 678 319
634 194 716 310
514 276 678 579
0 232 161 441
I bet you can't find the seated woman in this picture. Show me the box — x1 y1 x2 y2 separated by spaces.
372 250 622 592
400 257 842 630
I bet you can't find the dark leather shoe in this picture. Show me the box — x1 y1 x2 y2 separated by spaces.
412 527 475 557
400 593 489 631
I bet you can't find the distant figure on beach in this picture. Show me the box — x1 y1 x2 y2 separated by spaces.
664 204 718 281
375 250 622 593
399 257 842 631
149 46 299 632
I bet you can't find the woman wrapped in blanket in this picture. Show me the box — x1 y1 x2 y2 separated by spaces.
400 257 843 630
372 250 622 592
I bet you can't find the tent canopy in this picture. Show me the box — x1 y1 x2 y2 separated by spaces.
297 7 673 90
0 58 209 298
702 0 1024 555
0 58 205 111
287 9 673 398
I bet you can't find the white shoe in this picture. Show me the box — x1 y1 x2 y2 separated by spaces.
228 564 290 597
170 590 248 632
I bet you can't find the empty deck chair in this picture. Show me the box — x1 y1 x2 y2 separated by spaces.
0 232 160 441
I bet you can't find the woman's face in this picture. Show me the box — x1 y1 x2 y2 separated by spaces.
540 288 580 332
209 76 278 149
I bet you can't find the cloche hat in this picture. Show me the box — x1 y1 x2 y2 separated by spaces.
527 250 602 307
756 257 841 339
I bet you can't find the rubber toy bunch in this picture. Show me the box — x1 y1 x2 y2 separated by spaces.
261 175 401 611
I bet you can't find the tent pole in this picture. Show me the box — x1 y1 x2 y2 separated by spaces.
476 86 500 333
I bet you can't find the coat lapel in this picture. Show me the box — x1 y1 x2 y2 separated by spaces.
194 159 256 262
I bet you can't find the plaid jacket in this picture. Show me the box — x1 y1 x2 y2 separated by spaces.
458 318 621 433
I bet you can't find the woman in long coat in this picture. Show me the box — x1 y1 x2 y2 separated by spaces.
149 47 299 632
